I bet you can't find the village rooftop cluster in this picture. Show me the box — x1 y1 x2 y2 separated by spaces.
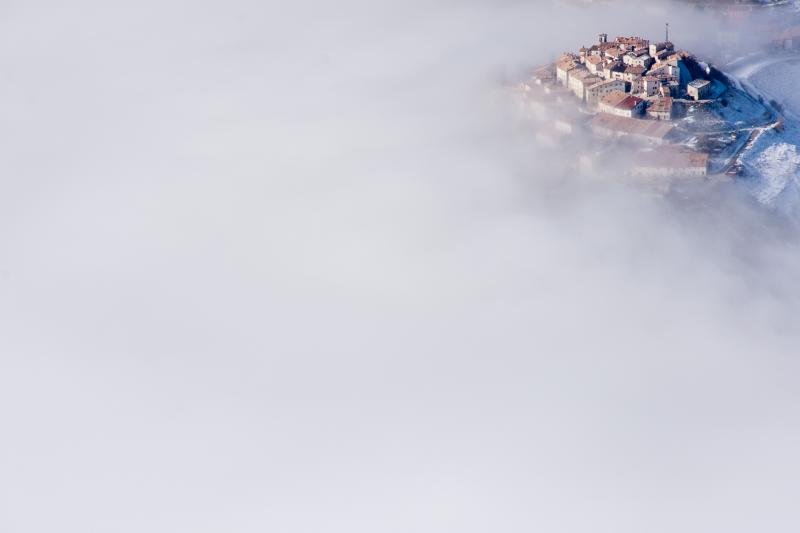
555 33 712 119
524 32 719 179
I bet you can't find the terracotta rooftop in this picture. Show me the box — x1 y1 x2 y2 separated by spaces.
601 91 644 110
600 90 629 107
590 114 675 140
569 68 593 81
581 75 603 87
617 94 645 110
638 147 709 169
589 78 623 89
615 36 650 47
648 97 673 113
557 59 579 71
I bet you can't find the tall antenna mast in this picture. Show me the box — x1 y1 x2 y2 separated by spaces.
666 22 670 42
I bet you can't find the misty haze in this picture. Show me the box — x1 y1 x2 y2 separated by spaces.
1 1 800 532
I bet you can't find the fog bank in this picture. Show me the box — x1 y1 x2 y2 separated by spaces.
1 1 799 532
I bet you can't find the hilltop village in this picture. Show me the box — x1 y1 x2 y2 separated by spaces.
519 32 778 187
559 34 711 117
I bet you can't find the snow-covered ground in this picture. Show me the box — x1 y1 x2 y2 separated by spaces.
737 57 800 216
749 58 800 112
749 142 800 206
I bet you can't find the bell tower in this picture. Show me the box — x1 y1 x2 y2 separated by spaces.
599 33 608 44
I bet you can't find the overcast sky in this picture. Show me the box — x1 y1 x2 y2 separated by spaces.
1 1 799 532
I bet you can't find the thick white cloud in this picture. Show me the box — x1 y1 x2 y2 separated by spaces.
0 1 799 532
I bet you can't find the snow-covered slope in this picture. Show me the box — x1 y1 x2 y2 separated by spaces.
735 57 800 215
748 142 800 206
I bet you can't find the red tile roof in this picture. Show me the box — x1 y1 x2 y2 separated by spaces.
617 95 644 110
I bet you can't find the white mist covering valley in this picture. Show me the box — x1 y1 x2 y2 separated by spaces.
0 1 799 532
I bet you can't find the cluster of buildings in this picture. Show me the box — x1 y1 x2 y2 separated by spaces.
553 33 714 122
522 32 717 180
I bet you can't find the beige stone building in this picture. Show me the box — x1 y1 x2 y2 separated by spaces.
556 56 580 85
643 76 662 97
648 41 674 58
585 55 604 76
647 97 673 120
568 68 601 101
599 91 646 118
687 79 712 100
586 79 626 106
